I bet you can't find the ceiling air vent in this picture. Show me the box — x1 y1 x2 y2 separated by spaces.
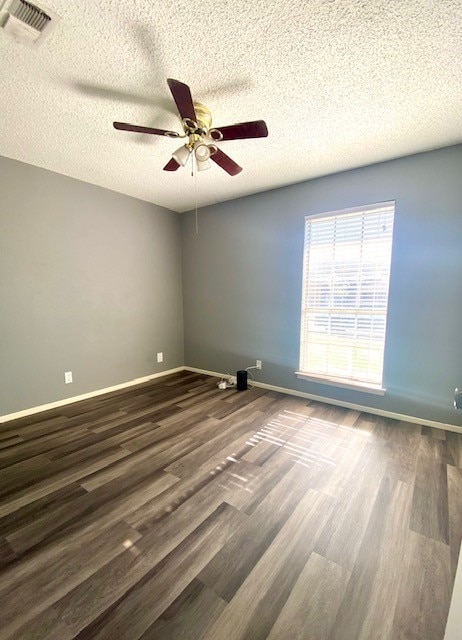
0 0 60 47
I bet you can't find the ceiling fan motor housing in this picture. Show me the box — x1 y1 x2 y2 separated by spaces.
191 103 212 132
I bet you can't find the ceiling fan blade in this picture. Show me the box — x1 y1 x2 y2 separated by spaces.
167 78 197 123
210 148 243 176
163 158 181 171
113 122 179 137
211 120 268 141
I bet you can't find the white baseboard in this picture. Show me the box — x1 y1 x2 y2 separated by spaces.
184 366 462 434
2 364 461 435
0 367 185 424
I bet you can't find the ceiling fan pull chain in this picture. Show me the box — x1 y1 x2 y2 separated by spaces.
194 156 199 235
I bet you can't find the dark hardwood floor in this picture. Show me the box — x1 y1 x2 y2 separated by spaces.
0 370 461 639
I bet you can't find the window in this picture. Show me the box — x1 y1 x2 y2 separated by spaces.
297 201 395 393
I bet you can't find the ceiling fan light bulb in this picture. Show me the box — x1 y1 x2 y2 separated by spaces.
194 143 211 162
197 159 211 171
172 145 192 167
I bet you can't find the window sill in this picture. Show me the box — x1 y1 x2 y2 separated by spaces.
295 372 386 396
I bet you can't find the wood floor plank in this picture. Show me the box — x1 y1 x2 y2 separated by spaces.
0 483 88 539
156 396 230 428
224 449 295 514
163 371 204 386
410 438 450 543
164 410 263 478
0 415 69 438
35 487 236 637
0 521 141 640
130 462 244 537
448 464 462 586
0 454 52 498
382 420 421 483
329 475 413 640
90 413 155 434
59 403 131 424
123 467 219 530
10 606 74 640
62 410 129 432
125 457 259 532
431 427 447 440
446 431 462 468
314 442 388 570
391 531 451 640
43 421 155 460
139 579 226 640
0 430 21 442
176 387 225 409
202 489 336 640
118 417 208 453
0 435 23 450
176 416 222 444
243 440 282 466
0 447 129 518
0 504 142 596
198 460 314 601
0 426 90 470
0 536 17 569
92 402 185 435
74 504 245 639
206 388 269 420
370 415 401 442
7 466 179 557
300 409 370 499
418 433 453 465
310 434 368 499
266 552 350 640
79 433 189 491
241 412 306 466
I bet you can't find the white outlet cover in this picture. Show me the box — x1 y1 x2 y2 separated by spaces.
64 371 73 384
157 352 163 363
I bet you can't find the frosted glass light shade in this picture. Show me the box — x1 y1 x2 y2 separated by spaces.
194 143 211 162
172 145 192 166
197 159 211 171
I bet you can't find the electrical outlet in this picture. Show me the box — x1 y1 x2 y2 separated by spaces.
256 360 262 370
64 371 73 384
157 352 163 363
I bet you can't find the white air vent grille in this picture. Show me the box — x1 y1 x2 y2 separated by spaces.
10 0 50 31
0 0 60 47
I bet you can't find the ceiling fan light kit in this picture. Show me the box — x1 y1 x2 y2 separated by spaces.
113 78 268 177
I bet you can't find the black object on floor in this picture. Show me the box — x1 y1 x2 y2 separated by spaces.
236 370 248 391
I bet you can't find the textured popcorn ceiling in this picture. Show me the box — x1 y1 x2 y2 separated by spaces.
0 0 461 212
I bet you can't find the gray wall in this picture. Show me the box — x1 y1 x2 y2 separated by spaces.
182 144 462 426
0 156 184 415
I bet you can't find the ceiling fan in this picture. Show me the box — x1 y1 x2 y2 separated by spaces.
113 79 268 176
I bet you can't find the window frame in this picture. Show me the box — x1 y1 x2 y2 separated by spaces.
296 201 395 395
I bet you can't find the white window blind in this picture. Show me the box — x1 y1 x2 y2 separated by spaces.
299 202 395 387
